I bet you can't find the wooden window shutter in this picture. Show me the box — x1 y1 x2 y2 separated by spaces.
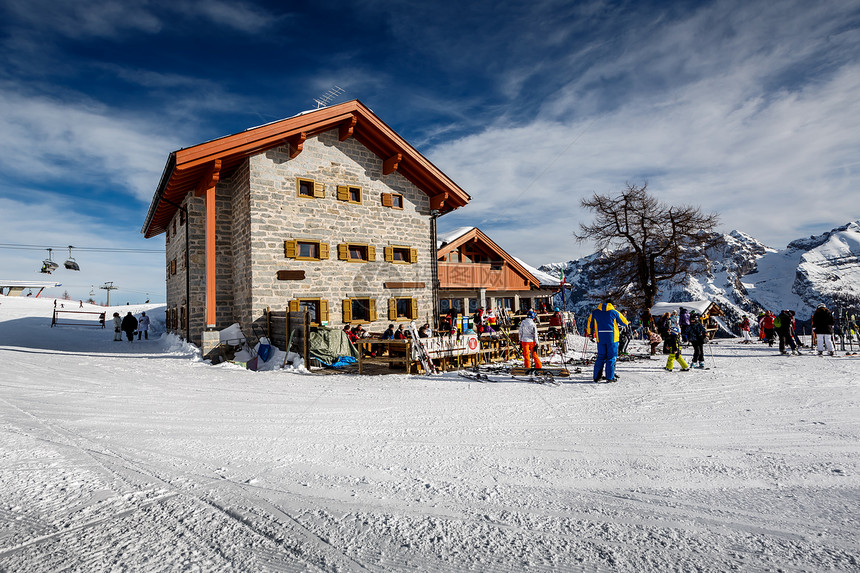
170 259 177 275
313 182 325 198
342 299 352 322
384 246 393 262
381 193 393 207
388 298 397 320
321 300 329 323
289 300 300 313
337 185 349 201
410 298 419 320
337 244 348 260
284 240 297 258
367 245 376 261
409 248 418 263
319 242 330 259
369 299 377 322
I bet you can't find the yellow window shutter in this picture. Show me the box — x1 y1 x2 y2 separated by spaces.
410 298 418 320
342 299 352 322
313 182 325 197
288 300 299 313
320 242 330 259
367 245 376 261
388 298 397 320
284 240 297 258
321 300 329 323
409 248 418 263
338 244 348 260
381 193 393 207
369 299 377 322
337 185 349 201
384 246 393 262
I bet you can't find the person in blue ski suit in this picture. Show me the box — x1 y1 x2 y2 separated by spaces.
585 301 629 383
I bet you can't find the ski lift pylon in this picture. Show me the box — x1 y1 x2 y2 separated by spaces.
64 245 80 271
41 248 59 274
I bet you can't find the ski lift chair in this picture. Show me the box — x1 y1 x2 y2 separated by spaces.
41 248 59 274
63 246 80 271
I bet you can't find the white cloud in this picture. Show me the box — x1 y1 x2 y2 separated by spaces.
432 0 860 265
0 86 179 202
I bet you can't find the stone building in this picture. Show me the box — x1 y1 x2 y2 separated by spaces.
142 100 470 351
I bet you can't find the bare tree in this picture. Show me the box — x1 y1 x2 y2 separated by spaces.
574 183 720 311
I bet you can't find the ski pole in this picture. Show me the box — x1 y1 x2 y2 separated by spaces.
706 338 716 369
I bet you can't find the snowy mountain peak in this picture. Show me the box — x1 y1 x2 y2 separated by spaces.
541 221 860 332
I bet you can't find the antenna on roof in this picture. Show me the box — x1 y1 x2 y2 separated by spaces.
313 86 345 109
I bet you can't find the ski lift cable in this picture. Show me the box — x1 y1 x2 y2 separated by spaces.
0 242 161 253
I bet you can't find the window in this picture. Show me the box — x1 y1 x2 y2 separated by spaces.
343 298 377 323
297 178 325 199
180 209 186 225
338 243 375 262
389 297 418 320
382 192 404 209
289 298 329 325
385 245 417 264
440 299 464 314
285 239 329 260
170 259 177 275
337 185 362 204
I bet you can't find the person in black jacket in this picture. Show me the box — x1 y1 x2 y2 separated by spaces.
811 303 835 355
687 312 709 368
776 309 798 355
120 311 138 342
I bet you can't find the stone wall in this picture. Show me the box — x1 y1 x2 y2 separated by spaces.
246 128 434 333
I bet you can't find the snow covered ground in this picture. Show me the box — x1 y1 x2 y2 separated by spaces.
0 297 858 572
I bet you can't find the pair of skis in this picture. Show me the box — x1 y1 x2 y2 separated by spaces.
408 320 437 374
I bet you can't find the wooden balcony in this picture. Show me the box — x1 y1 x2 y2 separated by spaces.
437 262 531 291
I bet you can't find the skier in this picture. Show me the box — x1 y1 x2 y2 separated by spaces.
112 312 122 341
547 308 564 341
775 309 798 355
687 312 709 368
518 310 543 370
618 320 633 355
811 303 835 355
760 311 776 346
740 316 752 343
585 300 629 383
120 312 138 342
679 307 691 342
664 325 690 372
137 311 150 340
647 329 662 355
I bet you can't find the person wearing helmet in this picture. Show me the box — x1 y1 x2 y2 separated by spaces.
585 300 629 382
518 310 542 369
548 307 564 341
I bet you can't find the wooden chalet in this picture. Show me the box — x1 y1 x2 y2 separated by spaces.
436 227 559 316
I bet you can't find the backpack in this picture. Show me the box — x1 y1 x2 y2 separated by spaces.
773 315 782 329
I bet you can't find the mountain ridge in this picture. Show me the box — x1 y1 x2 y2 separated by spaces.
541 220 860 333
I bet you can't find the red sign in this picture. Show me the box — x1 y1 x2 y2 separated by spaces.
467 337 478 350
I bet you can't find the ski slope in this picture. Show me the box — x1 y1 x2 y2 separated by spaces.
0 297 858 572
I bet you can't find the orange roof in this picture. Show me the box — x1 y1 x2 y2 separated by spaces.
142 100 470 238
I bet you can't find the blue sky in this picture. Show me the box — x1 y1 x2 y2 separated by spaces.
1 0 859 303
